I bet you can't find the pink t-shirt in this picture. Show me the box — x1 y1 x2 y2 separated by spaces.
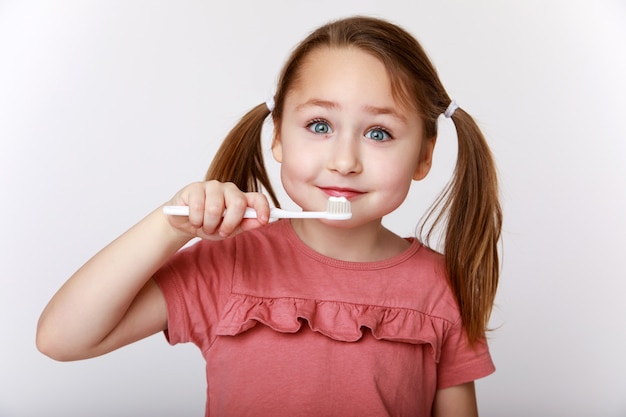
154 219 494 417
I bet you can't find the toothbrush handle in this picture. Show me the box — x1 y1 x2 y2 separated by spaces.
266 208 327 219
162 206 259 217
162 206 327 219
162 206 191 216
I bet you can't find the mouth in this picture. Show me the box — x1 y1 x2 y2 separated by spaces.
318 187 365 200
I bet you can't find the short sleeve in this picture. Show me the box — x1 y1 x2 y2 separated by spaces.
436 319 495 389
153 238 236 353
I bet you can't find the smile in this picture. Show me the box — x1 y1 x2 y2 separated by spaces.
318 187 365 200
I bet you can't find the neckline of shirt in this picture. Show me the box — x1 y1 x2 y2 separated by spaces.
278 219 423 271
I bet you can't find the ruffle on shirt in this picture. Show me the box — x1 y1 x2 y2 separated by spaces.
215 293 446 362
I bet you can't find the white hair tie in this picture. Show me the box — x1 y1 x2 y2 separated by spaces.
444 100 458 118
265 96 275 112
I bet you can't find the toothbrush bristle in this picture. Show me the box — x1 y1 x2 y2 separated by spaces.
326 196 352 220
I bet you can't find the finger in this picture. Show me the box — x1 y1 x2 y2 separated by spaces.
218 183 249 237
185 183 209 229
245 192 271 224
201 181 227 236
230 193 272 235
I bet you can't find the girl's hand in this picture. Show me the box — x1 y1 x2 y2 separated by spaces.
164 180 271 240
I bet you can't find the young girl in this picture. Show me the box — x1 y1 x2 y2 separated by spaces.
37 16 502 417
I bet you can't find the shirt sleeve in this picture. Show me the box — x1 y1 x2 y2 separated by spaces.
436 319 496 389
153 238 237 353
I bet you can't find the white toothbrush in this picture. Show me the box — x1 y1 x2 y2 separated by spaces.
162 196 352 220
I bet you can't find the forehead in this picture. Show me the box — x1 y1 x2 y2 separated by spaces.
285 46 417 117
294 46 391 90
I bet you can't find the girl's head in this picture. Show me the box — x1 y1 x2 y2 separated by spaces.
206 16 502 344
271 39 435 226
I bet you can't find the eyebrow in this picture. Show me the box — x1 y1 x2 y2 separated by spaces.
295 98 407 122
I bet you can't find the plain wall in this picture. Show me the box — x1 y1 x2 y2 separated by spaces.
1 0 625 415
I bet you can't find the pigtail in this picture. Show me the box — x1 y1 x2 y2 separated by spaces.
204 103 281 208
422 108 502 344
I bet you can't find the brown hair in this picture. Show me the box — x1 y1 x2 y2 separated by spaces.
205 16 502 344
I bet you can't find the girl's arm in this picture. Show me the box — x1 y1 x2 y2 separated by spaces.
432 381 479 417
36 181 270 361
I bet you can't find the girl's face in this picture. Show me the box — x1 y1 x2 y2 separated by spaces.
273 46 435 225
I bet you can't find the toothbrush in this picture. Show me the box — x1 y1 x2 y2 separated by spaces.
162 196 352 220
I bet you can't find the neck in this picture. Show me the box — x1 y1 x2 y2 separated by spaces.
289 219 410 262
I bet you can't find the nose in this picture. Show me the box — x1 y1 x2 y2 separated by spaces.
328 133 362 175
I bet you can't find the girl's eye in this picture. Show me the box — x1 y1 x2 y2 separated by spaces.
365 127 391 141
307 120 332 134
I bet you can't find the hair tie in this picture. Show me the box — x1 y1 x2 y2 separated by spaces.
444 100 458 118
265 96 275 112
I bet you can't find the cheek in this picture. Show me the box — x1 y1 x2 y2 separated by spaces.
378 176 414 215
368 152 417 187
369 157 417 203
281 160 316 190
278 152 318 206
385 175 414 203
278 145 311 188
279 140 319 176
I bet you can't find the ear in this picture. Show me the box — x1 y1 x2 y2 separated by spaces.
413 136 437 181
271 133 283 163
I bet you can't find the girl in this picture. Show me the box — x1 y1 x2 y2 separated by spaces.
37 16 502 417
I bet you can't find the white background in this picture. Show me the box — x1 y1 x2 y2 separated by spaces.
1 1 625 416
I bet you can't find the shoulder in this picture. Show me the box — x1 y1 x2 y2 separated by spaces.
397 242 460 323
409 242 447 280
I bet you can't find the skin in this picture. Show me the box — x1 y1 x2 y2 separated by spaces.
36 46 479 416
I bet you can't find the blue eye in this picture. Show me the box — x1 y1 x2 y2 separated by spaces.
307 120 332 134
365 127 391 141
